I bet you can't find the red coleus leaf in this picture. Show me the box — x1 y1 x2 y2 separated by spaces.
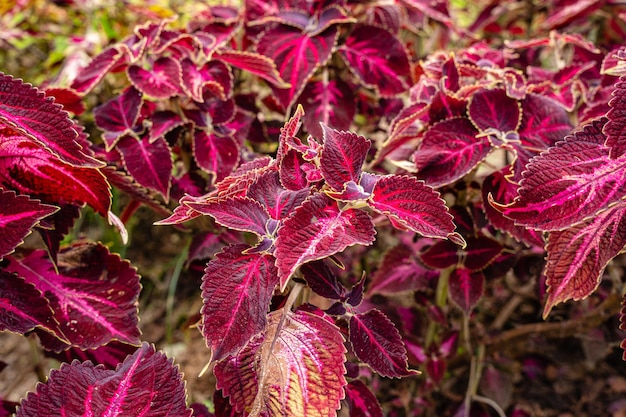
94 87 143 150
4 242 141 350
300 78 355 139
149 110 185 142
246 171 310 219
320 124 371 191
421 236 502 271
543 204 626 318
257 25 338 109
44 87 85 115
180 58 233 102
604 76 626 159
187 197 270 236
70 46 127 94
215 49 289 88
0 189 58 259
201 244 278 362
193 130 240 183
369 175 462 244
279 148 310 191
117 135 172 201
275 194 376 290
495 118 626 231
414 117 491 187
368 243 437 296
0 129 111 216
344 380 384 417
215 307 346 417
300 260 344 300
0 73 100 168
339 25 411 96
468 88 522 134
17 343 193 417
448 268 484 314
481 168 545 247
0 270 58 336
349 309 418 378
127 56 183 99
276 104 305 163
512 93 573 180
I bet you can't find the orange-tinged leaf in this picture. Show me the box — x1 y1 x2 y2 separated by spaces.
215 307 346 417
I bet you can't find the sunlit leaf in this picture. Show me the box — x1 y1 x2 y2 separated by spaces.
215 307 346 417
0 129 111 216
0 189 58 259
0 73 100 167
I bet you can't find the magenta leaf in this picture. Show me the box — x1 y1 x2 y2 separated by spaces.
17 343 193 417
246 171 310 219
94 87 143 150
496 118 626 231
117 135 172 201
149 110 185 142
344 380 384 417
468 88 522 134
481 169 545 247
300 260 344 300
186 197 270 236
214 307 346 417
276 104 305 163
339 25 411 96
257 25 338 109
448 268 484 314
0 130 111 216
604 77 626 159
70 46 128 94
369 175 462 244
463 236 504 271
300 79 355 139
513 93 573 179
0 189 58 259
193 130 240 183
127 56 182 99
0 73 100 168
368 243 437 295
414 117 491 187
201 244 278 362
420 240 459 269
543 204 626 318
349 309 418 378
0 270 59 336
279 148 310 191
275 194 375 289
320 124 371 191
4 242 141 350
180 59 233 102
215 49 289 88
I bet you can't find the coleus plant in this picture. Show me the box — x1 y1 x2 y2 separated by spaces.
4 0 626 416
158 105 463 414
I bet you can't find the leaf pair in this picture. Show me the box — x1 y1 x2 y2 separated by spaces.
494 78 626 316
